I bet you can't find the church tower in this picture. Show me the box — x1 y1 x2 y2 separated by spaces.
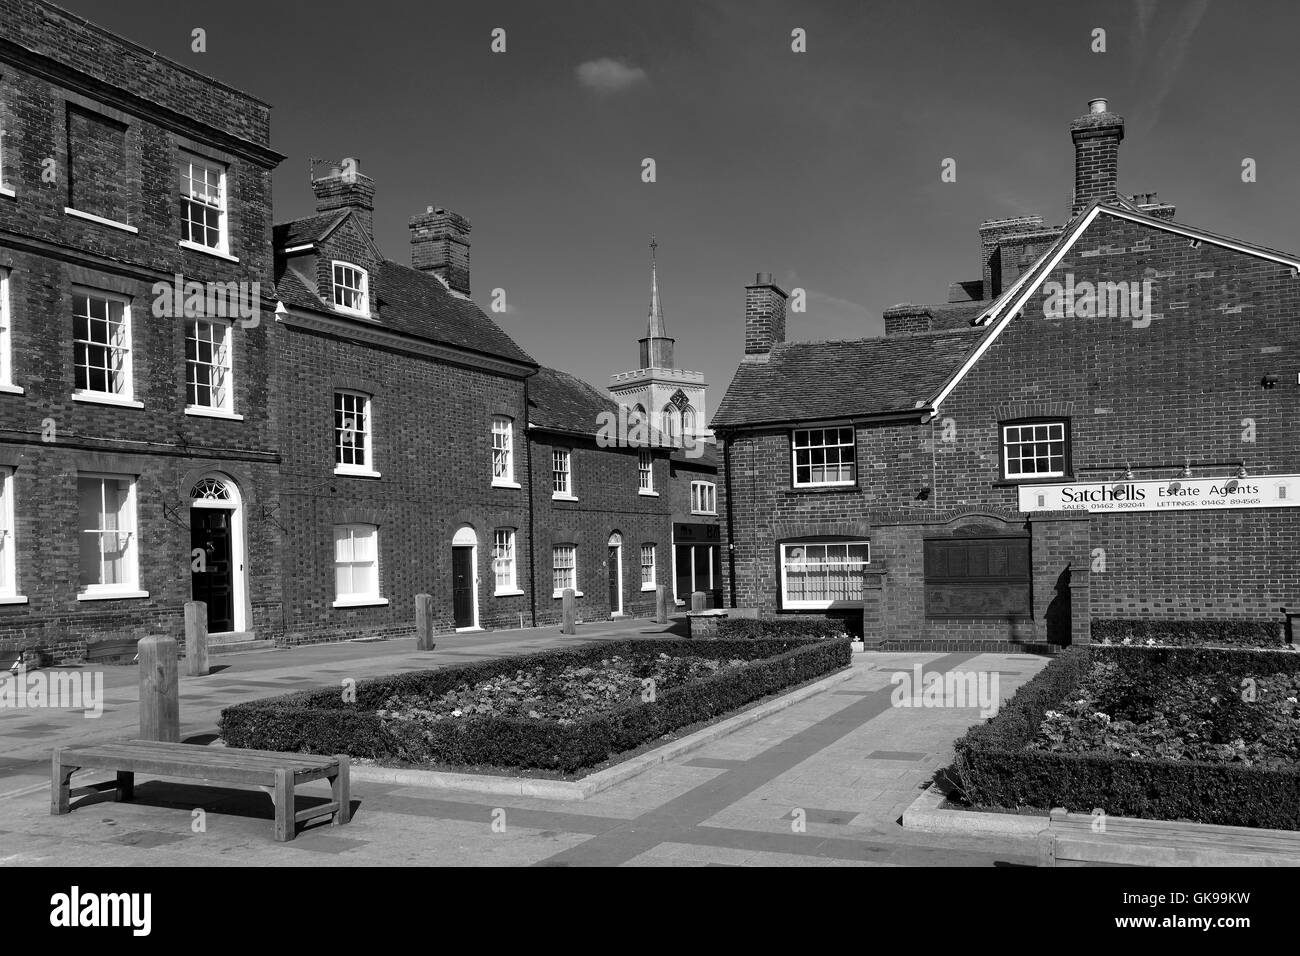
609 238 711 444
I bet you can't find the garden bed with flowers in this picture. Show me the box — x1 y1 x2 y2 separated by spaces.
219 637 851 775
951 643 1300 829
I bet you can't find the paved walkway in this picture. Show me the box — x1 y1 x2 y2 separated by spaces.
0 620 1048 866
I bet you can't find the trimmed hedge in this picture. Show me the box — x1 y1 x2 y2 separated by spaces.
1092 618 1285 648
952 645 1300 829
219 637 851 773
715 618 849 640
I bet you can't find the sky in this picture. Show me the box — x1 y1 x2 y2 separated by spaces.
56 0 1300 421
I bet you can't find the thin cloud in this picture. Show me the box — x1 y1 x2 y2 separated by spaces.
1132 0 1210 129
576 58 649 95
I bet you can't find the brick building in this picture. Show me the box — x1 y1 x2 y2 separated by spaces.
0 0 285 659
713 99 1300 651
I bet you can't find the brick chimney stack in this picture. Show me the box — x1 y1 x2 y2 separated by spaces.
1070 98 1124 217
312 163 375 240
409 206 472 295
743 273 788 362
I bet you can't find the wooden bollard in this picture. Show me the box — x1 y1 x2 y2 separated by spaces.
691 590 707 612
139 635 180 742
561 588 576 635
655 585 669 624
415 593 436 650
184 601 209 677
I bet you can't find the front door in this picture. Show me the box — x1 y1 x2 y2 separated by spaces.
452 546 475 628
191 508 235 632
608 546 621 615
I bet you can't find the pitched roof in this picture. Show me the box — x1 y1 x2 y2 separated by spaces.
273 212 347 248
527 366 619 436
712 328 985 429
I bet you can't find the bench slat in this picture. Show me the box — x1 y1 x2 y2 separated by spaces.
121 740 339 768
1052 835 1300 867
62 740 337 770
61 744 336 776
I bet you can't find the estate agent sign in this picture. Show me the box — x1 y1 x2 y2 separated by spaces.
1019 475 1300 513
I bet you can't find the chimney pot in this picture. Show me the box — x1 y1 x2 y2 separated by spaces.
1088 97 1108 114
755 272 773 285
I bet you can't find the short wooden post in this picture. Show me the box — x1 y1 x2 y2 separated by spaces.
1037 829 1057 868
184 601 209 677
138 635 180 743
415 593 436 650
691 590 706 612
655 585 669 624
561 588 576 635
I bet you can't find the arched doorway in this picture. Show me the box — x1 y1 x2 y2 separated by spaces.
607 531 623 617
189 474 245 633
452 524 479 630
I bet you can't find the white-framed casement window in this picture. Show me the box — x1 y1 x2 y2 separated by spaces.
72 288 137 405
552 543 578 597
179 152 228 254
640 543 656 590
0 467 22 602
792 426 855 487
334 390 377 476
691 481 717 515
331 261 370 317
491 415 517 486
637 450 655 494
780 541 870 609
1002 421 1068 479
493 528 521 595
552 448 574 499
77 474 145 600
333 523 386 607
0 268 11 389
185 319 233 413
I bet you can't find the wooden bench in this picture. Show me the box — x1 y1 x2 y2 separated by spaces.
52 740 350 842
1038 808 1300 867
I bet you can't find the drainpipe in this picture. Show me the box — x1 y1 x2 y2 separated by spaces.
722 432 737 609
524 376 538 628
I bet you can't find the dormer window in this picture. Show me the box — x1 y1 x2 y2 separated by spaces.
332 262 369 317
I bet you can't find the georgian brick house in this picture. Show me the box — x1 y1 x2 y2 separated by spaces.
714 100 1300 651
0 0 285 658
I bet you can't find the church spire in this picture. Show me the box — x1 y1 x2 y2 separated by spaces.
639 236 675 369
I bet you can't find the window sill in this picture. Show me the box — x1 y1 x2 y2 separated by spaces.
72 392 144 409
690 511 718 517
638 489 659 497
0 595 29 605
552 590 584 599
494 588 526 597
332 305 374 321
334 467 382 479
492 480 522 489
179 239 239 262
332 597 390 608
787 484 859 495
0 185 14 199
551 493 579 502
186 406 244 421
640 584 657 592
455 625 484 633
64 207 138 234
78 589 149 602
0 384 24 395
992 476 1075 487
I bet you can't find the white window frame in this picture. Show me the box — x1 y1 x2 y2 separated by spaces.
779 541 870 610
178 151 229 255
1002 420 1068 479
0 467 23 603
334 390 379 477
332 523 387 607
552 543 580 598
691 480 717 515
0 125 12 196
552 447 576 499
640 543 656 590
637 450 656 495
792 426 856 488
76 473 146 600
0 269 12 389
331 261 370 318
185 318 234 414
72 288 140 407
493 528 521 595
492 416 518 487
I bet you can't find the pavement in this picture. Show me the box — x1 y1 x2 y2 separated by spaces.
0 617 1049 866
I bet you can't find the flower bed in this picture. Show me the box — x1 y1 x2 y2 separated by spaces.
952 645 1300 829
219 637 851 774
1091 618 1285 648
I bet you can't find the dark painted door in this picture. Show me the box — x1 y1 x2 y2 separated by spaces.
607 546 620 614
190 508 234 632
452 546 475 628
